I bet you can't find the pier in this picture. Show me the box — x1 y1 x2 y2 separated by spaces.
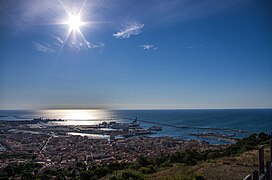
124 117 252 134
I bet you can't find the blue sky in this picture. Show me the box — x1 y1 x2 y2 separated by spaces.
0 0 272 109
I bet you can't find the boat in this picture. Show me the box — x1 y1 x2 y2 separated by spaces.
135 129 154 135
97 117 142 130
148 126 162 131
110 123 129 129
32 117 64 123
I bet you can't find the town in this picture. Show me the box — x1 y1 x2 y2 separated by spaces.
0 119 228 170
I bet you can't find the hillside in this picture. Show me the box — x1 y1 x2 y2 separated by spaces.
148 144 271 180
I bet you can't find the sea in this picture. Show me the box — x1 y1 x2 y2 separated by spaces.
0 109 271 144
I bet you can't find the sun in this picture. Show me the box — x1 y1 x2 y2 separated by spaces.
67 15 82 32
57 1 91 53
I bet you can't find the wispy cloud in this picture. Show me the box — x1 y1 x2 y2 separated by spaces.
69 41 105 51
86 41 105 49
33 35 104 54
51 35 64 46
33 42 55 54
113 23 144 39
184 44 203 50
139 44 157 50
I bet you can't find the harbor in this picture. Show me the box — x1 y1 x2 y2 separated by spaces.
0 114 247 144
66 118 162 139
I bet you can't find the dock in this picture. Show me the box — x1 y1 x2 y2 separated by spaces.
124 117 252 134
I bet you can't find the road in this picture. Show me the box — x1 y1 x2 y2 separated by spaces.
40 135 53 153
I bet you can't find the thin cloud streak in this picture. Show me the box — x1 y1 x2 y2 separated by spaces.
33 42 55 54
68 41 105 51
34 35 104 54
184 44 203 49
139 44 157 50
113 23 144 39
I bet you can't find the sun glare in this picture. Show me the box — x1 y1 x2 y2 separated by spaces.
67 15 82 31
58 1 90 53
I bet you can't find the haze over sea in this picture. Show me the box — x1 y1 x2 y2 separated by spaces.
1 109 271 144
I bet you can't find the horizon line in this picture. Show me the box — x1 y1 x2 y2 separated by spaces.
0 107 272 111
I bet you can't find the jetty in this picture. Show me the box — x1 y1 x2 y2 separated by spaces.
124 117 252 134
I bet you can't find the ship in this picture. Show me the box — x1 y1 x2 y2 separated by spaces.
148 125 162 131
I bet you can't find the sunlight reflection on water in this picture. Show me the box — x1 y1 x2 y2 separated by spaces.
40 109 115 125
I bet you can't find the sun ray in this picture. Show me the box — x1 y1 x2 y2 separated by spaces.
77 29 88 43
59 0 72 17
56 28 72 56
78 0 87 17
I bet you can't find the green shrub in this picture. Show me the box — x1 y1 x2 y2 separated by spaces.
161 161 173 167
121 169 144 180
93 166 110 178
139 165 157 174
138 156 154 167
109 175 125 180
